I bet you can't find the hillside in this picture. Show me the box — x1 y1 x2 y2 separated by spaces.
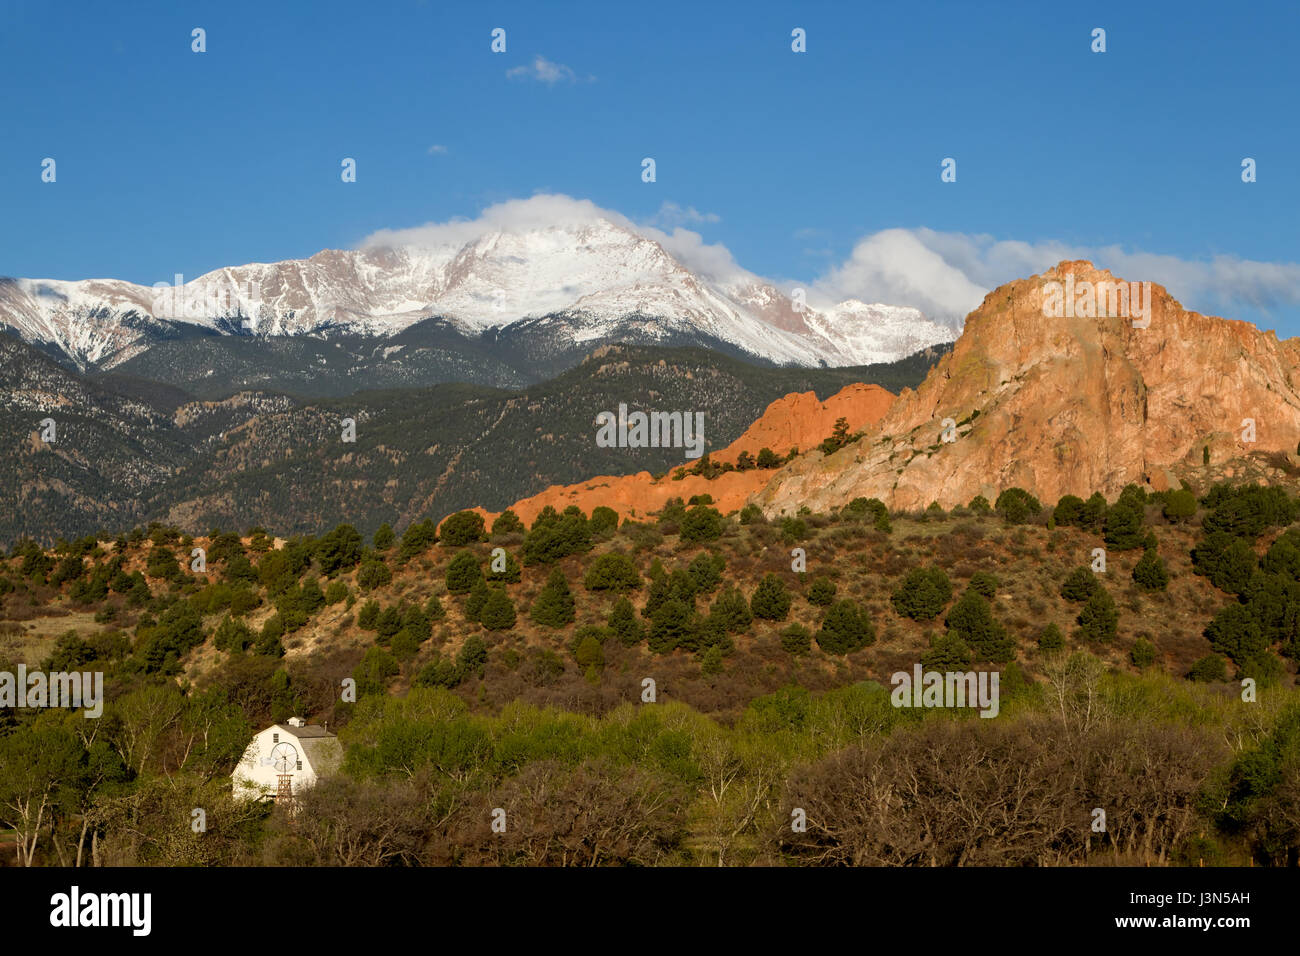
3 476 1300 866
0 336 947 546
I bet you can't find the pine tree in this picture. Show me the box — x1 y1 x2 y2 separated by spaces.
530 568 576 627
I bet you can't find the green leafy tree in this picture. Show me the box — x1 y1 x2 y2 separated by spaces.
686 552 726 594
1038 622 1065 651
584 552 641 592
316 524 364 575
806 576 837 606
815 600 875 655
440 510 486 547
1132 549 1169 591
945 590 1013 662
608 597 645 646
589 506 619 537
1076 587 1118 643
445 551 483 594
1060 567 1100 602
372 523 395 551
891 567 952 621
478 588 517 631
780 623 812 655
680 505 724 543
921 632 973 670
530 568 576 628
751 574 792 621
995 487 1042 524
967 571 999 599
710 587 753 634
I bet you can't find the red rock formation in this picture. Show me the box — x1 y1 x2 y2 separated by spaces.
471 383 897 526
754 260 1300 515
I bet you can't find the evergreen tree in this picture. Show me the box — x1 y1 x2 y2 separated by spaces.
530 568 576 627
751 573 792 621
891 567 952 621
479 588 517 631
445 551 483 594
816 600 875 655
1076 587 1118 643
1132 549 1169 591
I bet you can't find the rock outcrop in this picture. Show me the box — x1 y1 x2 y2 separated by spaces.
480 384 897 526
754 260 1300 514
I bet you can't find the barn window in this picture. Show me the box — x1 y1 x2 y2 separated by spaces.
296 760 302 771
273 733 279 743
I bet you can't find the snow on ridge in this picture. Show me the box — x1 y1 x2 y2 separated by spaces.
0 218 955 368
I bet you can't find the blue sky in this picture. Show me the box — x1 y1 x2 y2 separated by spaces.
2 0 1298 332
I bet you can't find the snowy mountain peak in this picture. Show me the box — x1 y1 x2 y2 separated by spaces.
0 216 955 369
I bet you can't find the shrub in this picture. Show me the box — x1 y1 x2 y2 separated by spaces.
491 510 525 536
806 576 837 606
1162 489 1197 523
590 506 619 537
816 600 875 655
356 559 392 592
1060 567 1099 602
921 632 973 670
1076 587 1118 643
739 504 764 525
1132 549 1169 591
780 623 812 655
608 597 645 646
478 588 517 631
648 599 693 654
686 552 726 594
316 524 364 575
1103 499 1147 551
584 552 641 592
995 488 1041 524
1188 654 1226 682
372 523 395 551
522 514 592 565
1204 602 1267 664
440 510 486 547
530 568 576 628
967 571 999 599
680 505 724 543
486 548 522 584
710 587 753 633
1130 637 1157 668
445 551 483 594
891 567 952 621
945 591 1013 662
751 574 792 621
1038 623 1065 651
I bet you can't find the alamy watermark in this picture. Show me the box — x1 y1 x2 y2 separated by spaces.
151 273 264 327
0 665 104 718
890 664 1000 718
595 404 705 459
1042 274 1151 327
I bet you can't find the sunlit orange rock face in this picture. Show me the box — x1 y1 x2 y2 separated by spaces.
754 260 1300 515
473 384 897 527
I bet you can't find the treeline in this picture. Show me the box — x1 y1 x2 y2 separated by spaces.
3 671 1300 866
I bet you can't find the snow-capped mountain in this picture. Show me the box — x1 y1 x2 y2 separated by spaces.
0 218 954 369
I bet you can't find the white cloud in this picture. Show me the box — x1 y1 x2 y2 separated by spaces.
427 144 448 155
645 201 720 229
506 55 588 85
358 195 1300 330
814 228 1300 329
360 194 631 251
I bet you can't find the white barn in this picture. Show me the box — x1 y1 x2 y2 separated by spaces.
232 717 343 803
